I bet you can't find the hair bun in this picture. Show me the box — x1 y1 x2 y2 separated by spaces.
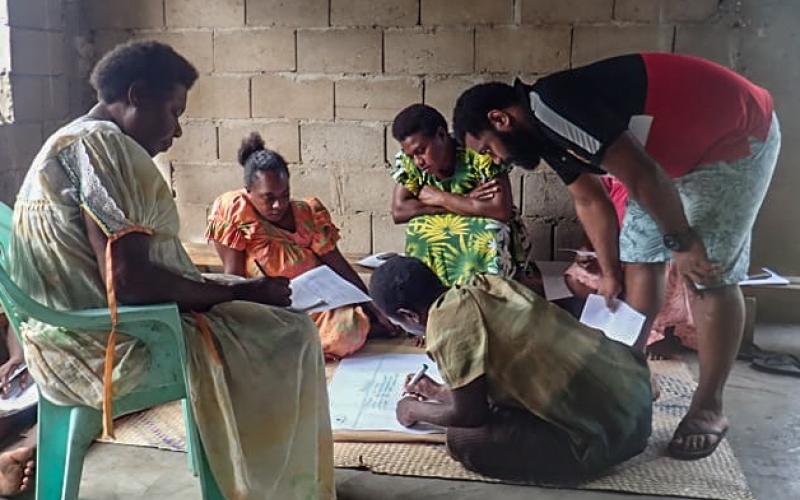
238 132 266 166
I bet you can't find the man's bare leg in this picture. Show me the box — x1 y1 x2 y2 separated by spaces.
669 285 740 458
623 262 666 350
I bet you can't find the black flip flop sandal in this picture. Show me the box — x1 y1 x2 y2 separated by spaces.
750 353 800 378
668 423 729 460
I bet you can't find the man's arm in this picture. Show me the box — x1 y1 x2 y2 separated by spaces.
420 174 514 223
602 132 720 284
396 376 490 428
391 184 448 224
568 174 623 303
84 212 290 312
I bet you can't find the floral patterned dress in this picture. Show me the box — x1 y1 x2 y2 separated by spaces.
390 148 534 287
207 191 370 359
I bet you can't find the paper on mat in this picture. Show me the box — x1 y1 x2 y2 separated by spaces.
357 252 404 269
536 261 574 301
328 352 444 435
290 265 372 313
580 294 645 347
740 268 790 286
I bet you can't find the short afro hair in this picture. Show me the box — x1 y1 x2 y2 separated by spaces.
90 40 198 104
391 104 448 142
452 82 519 144
369 256 445 316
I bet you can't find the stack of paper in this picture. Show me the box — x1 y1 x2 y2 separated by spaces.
356 252 403 269
290 265 372 313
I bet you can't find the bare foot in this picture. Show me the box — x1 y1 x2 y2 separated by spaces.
668 409 729 460
0 446 35 496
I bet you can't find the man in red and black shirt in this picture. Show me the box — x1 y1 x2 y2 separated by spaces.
453 53 780 460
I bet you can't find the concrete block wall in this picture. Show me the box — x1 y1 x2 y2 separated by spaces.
0 0 75 205
75 0 731 260
3 1 799 301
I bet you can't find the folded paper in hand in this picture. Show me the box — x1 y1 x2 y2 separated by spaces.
290 265 372 313
580 294 645 347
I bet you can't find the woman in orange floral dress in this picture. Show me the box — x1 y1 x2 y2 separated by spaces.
207 133 395 359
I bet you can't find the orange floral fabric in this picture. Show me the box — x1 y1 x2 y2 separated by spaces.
206 190 370 358
206 190 340 279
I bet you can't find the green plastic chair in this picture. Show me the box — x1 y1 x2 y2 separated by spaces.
0 202 224 499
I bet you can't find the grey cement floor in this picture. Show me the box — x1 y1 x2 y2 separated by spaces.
57 324 800 499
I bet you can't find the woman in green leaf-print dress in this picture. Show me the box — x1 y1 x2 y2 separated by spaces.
389 104 540 289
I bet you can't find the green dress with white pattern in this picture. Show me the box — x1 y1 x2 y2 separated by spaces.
390 148 533 287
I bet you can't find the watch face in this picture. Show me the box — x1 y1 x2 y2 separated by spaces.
663 234 679 251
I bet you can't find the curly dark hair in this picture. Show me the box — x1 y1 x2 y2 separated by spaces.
90 40 198 103
452 82 518 144
238 132 289 188
369 256 445 316
391 103 448 142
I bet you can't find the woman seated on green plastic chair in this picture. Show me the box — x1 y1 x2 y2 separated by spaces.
8 41 334 499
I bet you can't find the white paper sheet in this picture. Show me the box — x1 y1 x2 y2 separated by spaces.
579 294 645 347
356 252 404 269
0 366 37 416
328 352 445 434
558 248 597 259
740 268 790 286
535 261 574 301
289 265 372 313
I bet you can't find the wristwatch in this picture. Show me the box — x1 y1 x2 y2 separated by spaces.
663 227 697 252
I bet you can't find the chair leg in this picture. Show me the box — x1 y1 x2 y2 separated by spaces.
36 398 102 500
181 399 199 477
196 439 226 500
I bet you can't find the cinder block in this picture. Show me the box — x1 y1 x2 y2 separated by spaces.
177 203 210 243
385 28 474 75
424 76 486 121
510 167 524 208
214 29 295 72
87 0 164 29
422 0 513 25
246 0 328 27
614 0 719 22
521 0 613 23
166 0 244 28
554 218 586 252
298 29 382 73
9 75 44 122
338 168 395 213
372 214 407 253
521 172 576 219
476 26 570 74
331 0 418 27
301 123 384 167
185 75 250 119
0 122 42 173
252 75 333 120
10 29 64 75
0 168 28 206
521 217 553 261
287 166 339 213
43 75 69 121
572 25 675 67
7 0 63 29
167 122 217 162
675 24 738 68
137 30 214 73
218 120 300 163
385 126 402 163
42 119 69 139
335 78 422 121
333 212 372 254
174 162 243 205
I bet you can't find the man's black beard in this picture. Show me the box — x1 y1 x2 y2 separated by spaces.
496 128 542 170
